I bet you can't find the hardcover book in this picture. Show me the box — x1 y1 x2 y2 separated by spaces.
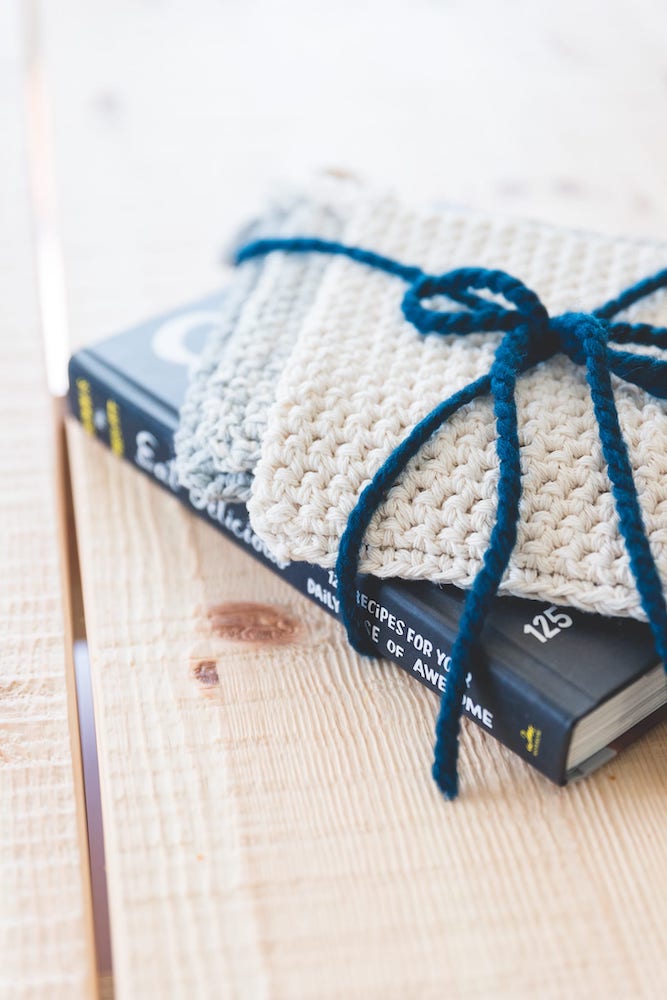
67 295 667 785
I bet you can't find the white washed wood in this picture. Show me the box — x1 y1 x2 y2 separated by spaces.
51 0 667 996
0 3 92 997
40 0 667 352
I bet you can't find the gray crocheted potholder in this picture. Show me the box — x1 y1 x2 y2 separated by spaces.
174 178 360 503
248 195 667 620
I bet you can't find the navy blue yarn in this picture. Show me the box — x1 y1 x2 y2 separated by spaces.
236 236 667 799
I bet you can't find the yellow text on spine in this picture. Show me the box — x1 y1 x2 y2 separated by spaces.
76 378 95 435
106 398 125 457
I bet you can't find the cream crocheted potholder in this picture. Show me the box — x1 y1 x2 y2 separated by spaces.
248 196 667 619
174 177 360 503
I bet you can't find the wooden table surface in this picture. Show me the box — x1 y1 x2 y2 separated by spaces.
3 1 667 997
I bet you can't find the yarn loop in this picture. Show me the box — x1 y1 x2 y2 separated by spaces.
236 235 667 799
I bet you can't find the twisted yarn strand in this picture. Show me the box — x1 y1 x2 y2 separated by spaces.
584 321 667 662
235 235 667 799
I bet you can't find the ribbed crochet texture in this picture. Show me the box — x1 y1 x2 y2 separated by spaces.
238 232 667 799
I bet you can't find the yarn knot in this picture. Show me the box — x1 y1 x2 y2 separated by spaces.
545 311 606 367
235 235 667 800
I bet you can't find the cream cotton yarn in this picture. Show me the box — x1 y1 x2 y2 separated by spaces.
247 195 667 621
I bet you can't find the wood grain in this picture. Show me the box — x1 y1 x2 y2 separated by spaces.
0 3 93 996
66 431 667 998
49 0 667 996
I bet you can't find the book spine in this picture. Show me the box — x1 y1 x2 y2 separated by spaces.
67 355 573 784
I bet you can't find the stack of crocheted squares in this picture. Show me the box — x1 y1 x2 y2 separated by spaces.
175 180 667 623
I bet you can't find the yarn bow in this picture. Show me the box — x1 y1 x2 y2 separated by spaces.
236 236 667 799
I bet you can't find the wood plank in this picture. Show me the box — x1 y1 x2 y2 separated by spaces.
0 3 94 996
49 0 667 995
66 430 667 998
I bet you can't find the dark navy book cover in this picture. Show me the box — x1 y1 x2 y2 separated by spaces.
68 294 667 785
